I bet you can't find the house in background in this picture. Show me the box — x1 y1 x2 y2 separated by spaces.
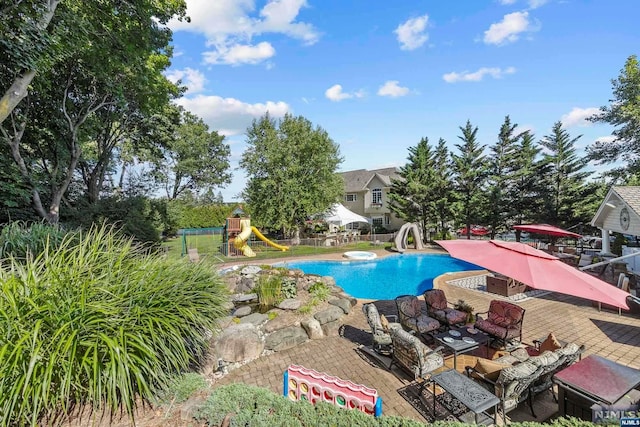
340 167 405 231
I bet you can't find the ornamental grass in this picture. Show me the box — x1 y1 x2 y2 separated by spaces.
0 224 229 426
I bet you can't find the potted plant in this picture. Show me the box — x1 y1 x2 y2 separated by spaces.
454 299 475 324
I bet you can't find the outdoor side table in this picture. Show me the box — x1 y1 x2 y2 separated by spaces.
553 355 640 421
431 369 499 425
432 327 490 370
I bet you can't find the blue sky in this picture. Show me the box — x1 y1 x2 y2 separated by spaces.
166 0 640 202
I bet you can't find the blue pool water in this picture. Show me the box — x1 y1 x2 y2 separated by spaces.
279 254 483 300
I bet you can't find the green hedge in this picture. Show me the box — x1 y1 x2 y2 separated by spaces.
0 224 230 425
192 383 605 427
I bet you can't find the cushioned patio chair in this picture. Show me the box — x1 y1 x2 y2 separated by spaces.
474 300 525 348
389 327 444 384
422 289 468 327
361 302 402 355
466 359 544 424
395 295 440 335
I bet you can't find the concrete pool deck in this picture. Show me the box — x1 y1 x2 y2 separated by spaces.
213 247 640 424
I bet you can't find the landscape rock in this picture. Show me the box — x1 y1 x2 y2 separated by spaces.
278 298 302 310
320 276 336 287
241 265 262 276
301 318 323 339
314 306 344 324
328 298 351 314
233 306 252 317
321 320 342 337
232 293 257 303
235 276 255 293
215 323 264 363
263 311 298 333
265 326 308 351
240 312 269 326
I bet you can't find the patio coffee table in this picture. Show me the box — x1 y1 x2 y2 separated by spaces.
432 326 490 370
553 355 640 421
431 369 499 425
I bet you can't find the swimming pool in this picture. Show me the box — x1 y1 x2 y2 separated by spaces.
278 254 483 300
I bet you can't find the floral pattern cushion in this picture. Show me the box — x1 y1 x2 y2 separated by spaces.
497 361 539 399
475 318 521 340
487 300 524 327
527 350 561 368
424 289 448 311
391 328 443 379
404 315 440 334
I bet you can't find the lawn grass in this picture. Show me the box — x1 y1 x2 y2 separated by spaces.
162 237 393 263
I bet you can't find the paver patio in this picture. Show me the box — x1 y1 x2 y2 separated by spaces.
215 248 640 424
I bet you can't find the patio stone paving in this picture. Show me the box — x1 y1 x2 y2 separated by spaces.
214 249 640 424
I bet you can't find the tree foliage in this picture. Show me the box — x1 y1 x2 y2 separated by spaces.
451 120 487 239
240 114 343 241
588 55 640 181
389 137 437 242
431 138 456 239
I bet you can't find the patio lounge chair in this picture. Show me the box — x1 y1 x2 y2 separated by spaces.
474 300 525 348
389 328 444 383
395 295 440 335
422 289 468 327
362 303 401 355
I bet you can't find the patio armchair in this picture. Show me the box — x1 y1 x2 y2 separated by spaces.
361 303 401 355
389 327 444 383
422 289 468 327
466 359 544 423
474 300 525 348
394 295 440 335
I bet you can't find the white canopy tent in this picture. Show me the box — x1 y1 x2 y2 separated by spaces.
323 203 370 227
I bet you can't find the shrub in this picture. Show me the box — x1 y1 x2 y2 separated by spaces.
0 220 67 261
309 282 331 302
156 373 209 405
255 275 283 308
0 224 230 425
281 277 298 299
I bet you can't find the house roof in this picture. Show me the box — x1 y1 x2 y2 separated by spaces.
613 186 640 215
591 186 640 230
340 167 400 192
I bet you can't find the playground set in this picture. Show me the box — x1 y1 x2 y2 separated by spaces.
221 216 289 257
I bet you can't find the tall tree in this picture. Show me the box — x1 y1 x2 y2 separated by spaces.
151 109 231 200
389 137 437 242
451 120 487 239
588 55 640 181
0 0 187 223
508 131 545 240
538 121 591 227
432 138 456 239
240 114 343 243
484 116 519 238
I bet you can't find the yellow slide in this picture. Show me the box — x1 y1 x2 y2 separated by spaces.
233 219 289 257
251 226 289 251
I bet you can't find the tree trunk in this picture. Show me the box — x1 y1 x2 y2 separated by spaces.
0 0 62 124
292 227 301 246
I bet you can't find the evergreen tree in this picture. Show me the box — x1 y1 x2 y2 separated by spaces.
432 138 456 239
451 120 487 239
538 121 592 227
484 116 519 238
588 55 640 181
389 137 437 242
509 131 545 240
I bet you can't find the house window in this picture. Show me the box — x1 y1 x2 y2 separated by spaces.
372 217 383 226
345 194 357 202
384 215 390 225
372 188 382 205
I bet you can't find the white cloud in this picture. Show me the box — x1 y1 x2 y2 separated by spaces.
499 0 518 4
175 95 290 136
443 66 516 83
595 135 616 144
164 67 206 94
325 84 364 102
514 124 535 135
560 107 600 127
203 41 275 65
394 14 429 50
377 80 410 97
483 11 534 45
169 0 319 65
528 0 548 9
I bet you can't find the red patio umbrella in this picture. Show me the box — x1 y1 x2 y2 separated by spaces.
512 224 582 239
436 239 629 310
